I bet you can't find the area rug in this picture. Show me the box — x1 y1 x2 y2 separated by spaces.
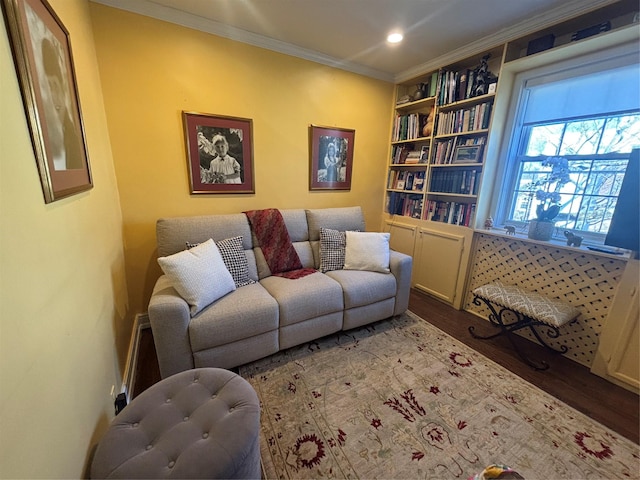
239 311 639 479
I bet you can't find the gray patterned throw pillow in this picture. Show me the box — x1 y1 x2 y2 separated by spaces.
319 228 347 273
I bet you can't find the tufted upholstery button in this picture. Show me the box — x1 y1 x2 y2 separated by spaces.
91 368 260 479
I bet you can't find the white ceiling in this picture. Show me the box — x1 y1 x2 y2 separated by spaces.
92 0 617 82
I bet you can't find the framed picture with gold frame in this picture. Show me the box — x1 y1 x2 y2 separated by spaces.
3 0 92 203
309 125 354 190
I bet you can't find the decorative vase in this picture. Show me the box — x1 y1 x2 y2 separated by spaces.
527 220 555 241
412 83 427 101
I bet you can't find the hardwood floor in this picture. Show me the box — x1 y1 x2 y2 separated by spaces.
133 288 639 444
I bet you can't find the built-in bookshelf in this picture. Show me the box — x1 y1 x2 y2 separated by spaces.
387 87 436 220
383 0 639 311
385 48 501 227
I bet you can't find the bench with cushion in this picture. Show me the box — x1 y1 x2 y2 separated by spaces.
470 282 580 370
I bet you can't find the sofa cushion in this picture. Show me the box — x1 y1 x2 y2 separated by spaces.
326 269 397 309
158 239 236 316
279 209 309 242
306 207 366 268
157 214 253 257
260 272 343 327
306 207 366 241
189 282 279 352
344 231 391 273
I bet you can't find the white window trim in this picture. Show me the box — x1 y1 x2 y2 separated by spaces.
493 41 639 244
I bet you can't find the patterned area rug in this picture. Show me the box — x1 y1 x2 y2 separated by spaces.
239 311 639 479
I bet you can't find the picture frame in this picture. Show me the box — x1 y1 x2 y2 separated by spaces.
3 0 92 203
419 145 430 164
183 111 255 194
309 125 354 190
452 144 483 164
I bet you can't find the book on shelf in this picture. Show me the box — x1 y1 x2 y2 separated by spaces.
435 101 493 135
457 72 468 103
393 112 429 141
429 72 438 97
432 136 485 165
437 64 499 106
424 200 476 226
387 192 423 218
413 173 425 191
419 145 430 163
391 145 412 164
404 150 422 164
428 168 481 194
388 170 426 191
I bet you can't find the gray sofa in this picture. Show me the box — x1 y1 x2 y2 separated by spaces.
148 206 413 378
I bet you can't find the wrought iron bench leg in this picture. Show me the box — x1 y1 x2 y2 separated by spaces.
470 295 554 371
527 324 568 354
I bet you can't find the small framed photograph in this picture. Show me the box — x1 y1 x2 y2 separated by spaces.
419 145 430 163
452 144 483 164
3 0 92 203
183 112 255 194
309 125 354 190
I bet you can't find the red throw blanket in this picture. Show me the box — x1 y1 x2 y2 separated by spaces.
244 209 316 279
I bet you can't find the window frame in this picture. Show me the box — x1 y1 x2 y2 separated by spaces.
493 41 639 244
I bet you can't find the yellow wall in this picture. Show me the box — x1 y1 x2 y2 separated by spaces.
0 0 128 477
89 4 395 315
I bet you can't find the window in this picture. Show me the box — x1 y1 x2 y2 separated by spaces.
497 43 640 243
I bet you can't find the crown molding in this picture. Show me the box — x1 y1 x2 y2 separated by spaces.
91 0 620 84
394 0 619 83
90 0 394 82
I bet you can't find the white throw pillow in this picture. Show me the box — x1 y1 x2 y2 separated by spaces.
158 239 236 316
344 231 391 273
187 236 256 288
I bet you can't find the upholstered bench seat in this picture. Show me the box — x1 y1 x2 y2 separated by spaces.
470 282 580 370
473 282 580 327
91 368 261 479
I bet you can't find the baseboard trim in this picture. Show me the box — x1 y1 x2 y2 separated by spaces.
121 313 150 402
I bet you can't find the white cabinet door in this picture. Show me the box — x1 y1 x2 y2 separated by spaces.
386 221 417 257
413 227 465 305
591 259 640 393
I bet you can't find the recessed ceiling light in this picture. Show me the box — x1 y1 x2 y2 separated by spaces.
387 32 403 44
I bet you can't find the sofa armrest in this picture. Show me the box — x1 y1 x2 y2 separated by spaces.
389 249 413 315
148 275 194 378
